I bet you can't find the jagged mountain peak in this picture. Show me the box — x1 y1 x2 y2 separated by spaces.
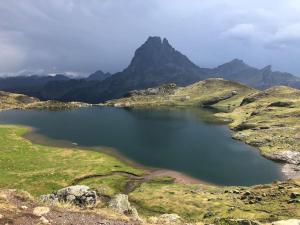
126 36 200 75
226 58 247 67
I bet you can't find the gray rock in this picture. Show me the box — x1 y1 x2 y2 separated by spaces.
157 214 181 224
215 218 261 225
268 151 300 165
39 185 97 207
108 194 140 220
108 194 131 214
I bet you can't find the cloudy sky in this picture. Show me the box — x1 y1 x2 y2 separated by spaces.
1 0 300 76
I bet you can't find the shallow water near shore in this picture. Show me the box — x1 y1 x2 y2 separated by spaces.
0 106 283 186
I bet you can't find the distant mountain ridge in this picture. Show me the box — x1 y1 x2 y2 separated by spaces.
204 59 300 89
0 36 299 103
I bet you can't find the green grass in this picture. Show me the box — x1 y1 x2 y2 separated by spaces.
216 86 300 158
79 175 130 197
104 78 257 110
129 179 300 223
0 125 143 196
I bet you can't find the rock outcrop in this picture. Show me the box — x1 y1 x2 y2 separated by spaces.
267 151 300 165
40 185 97 207
215 218 261 225
127 83 177 97
108 194 140 221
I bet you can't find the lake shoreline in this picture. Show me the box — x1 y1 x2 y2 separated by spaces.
0 106 289 186
22 125 216 186
21 119 290 186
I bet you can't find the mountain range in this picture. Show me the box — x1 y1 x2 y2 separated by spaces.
0 36 299 103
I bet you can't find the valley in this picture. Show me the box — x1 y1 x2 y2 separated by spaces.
0 78 299 224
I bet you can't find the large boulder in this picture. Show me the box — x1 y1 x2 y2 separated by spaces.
108 194 131 214
39 185 97 207
108 194 140 221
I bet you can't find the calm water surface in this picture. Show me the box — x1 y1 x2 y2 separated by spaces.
0 107 283 185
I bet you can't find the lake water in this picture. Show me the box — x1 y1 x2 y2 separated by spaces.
0 106 283 186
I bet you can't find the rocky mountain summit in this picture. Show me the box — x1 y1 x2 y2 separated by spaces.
1 36 299 103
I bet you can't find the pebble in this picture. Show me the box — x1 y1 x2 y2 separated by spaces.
0 214 3 219
33 207 50 217
20 205 28 210
40 216 50 224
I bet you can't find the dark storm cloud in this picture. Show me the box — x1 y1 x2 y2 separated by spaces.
1 0 300 76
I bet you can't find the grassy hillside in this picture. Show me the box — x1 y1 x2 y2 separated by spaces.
216 86 300 165
104 78 257 111
0 91 38 110
0 90 89 110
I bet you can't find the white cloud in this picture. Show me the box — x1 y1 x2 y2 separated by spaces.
221 24 260 42
0 32 26 72
270 23 300 47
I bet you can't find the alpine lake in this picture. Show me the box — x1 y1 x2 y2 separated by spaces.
0 106 283 186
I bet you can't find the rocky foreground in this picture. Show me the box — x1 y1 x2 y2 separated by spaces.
1 183 300 225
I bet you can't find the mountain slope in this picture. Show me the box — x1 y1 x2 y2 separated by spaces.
205 59 300 89
104 78 257 111
0 74 70 97
87 70 112 81
60 36 209 103
0 91 89 110
0 36 299 103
